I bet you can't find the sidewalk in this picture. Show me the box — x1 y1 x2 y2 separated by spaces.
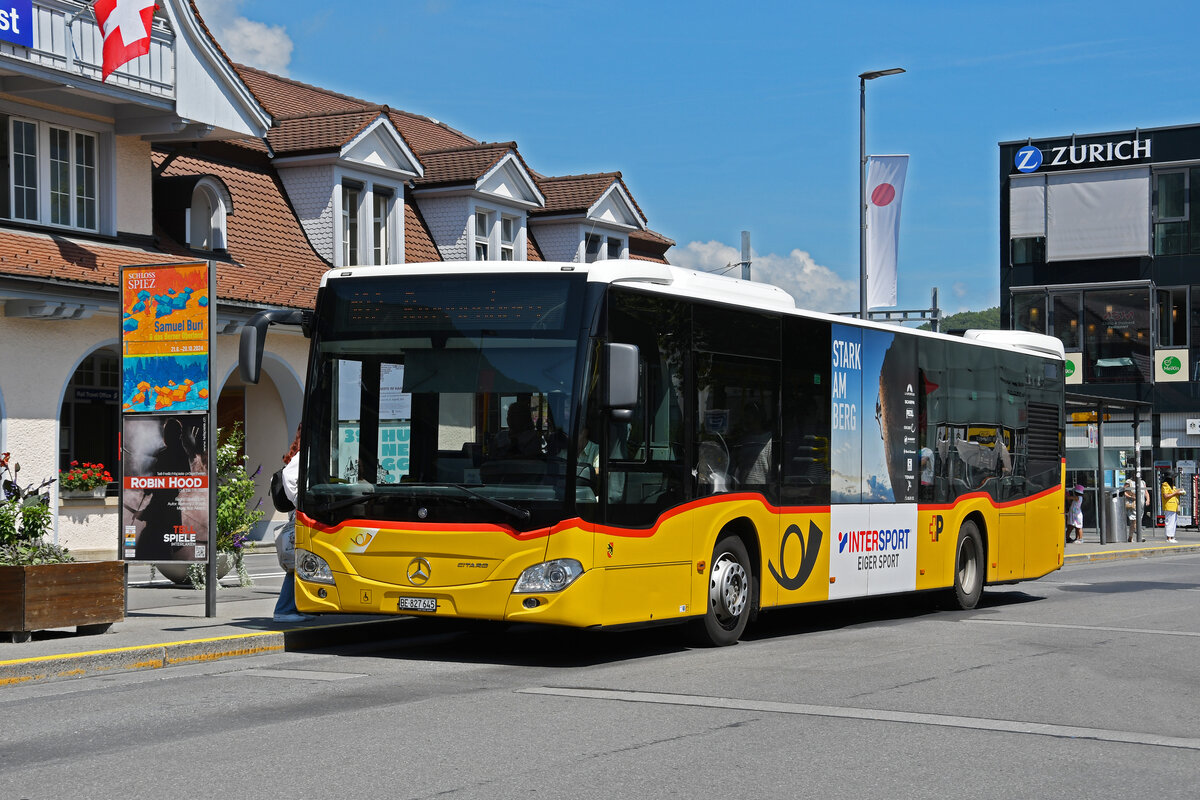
0 573 411 688
4 527 1200 687
1064 525 1200 563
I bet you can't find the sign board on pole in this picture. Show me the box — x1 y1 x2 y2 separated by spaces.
119 263 214 564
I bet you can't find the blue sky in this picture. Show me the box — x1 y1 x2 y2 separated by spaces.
196 1 1198 316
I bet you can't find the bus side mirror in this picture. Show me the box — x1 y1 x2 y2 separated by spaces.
238 309 310 384
605 342 639 421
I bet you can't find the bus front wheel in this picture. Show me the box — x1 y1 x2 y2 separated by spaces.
952 520 985 610
694 535 754 646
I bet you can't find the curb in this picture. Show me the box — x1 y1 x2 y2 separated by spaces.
1065 543 1200 564
0 617 410 688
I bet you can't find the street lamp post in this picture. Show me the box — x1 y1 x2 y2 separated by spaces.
859 67 905 319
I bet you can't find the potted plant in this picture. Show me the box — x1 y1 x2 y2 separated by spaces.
0 453 123 642
157 424 262 589
58 461 113 500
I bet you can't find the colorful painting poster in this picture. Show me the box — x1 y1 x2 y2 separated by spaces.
121 414 210 562
120 264 212 413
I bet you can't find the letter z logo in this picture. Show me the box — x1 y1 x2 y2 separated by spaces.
1014 145 1043 173
769 521 824 591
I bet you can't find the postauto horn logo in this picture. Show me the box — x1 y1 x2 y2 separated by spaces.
768 521 823 591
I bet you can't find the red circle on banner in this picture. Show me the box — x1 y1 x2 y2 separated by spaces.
871 183 896 206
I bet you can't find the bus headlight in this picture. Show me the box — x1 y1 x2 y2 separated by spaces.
514 559 583 593
296 549 336 585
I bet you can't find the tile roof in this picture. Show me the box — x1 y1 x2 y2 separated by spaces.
233 63 373 118
403 190 441 263
0 229 176 290
153 148 330 308
413 142 517 187
387 110 476 153
268 110 386 156
533 172 648 224
231 64 475 155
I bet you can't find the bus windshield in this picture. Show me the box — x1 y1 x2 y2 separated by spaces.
302 273 592 528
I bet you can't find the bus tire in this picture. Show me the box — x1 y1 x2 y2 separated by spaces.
694 534 754 646
952 520 985 610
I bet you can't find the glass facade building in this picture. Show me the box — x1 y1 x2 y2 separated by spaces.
1000 124 1200 527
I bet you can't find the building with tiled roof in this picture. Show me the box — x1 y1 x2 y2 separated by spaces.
0 1 673 559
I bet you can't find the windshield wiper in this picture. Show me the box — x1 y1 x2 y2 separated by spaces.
448 484 530 521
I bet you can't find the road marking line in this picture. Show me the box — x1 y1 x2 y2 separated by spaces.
964 619 1200 638
518 687 1200 752
221 668 365 681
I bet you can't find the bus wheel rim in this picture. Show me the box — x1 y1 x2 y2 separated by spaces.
958 537 978 593
710 552 748 624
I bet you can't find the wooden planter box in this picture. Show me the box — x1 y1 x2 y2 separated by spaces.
0 561 124 643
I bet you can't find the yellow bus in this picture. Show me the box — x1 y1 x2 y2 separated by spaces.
241 261 1066 645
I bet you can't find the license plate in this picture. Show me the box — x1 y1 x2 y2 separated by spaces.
398 596 437 612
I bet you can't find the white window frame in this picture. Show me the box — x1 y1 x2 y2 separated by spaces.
372 189 392 265
500 214 516 261
341 181 362 266
7 116 99 233
186 178 228 251
474 208 493 261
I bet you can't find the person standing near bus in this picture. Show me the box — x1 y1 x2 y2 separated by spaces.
275 427 313 623
1067 484 1084 544
1161 473 1185 543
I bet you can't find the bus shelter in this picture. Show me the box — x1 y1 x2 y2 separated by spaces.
1065 392 1153 543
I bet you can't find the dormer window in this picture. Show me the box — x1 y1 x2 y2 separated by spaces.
584 232 625 262
342 181 361 265
187 179 228 251
373 189 392 264
474 210 491 260
3 115 99 232
500 215 516 261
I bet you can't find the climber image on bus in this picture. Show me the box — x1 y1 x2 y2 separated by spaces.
240 261 1065 645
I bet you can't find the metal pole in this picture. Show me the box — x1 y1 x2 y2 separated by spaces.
740 231 751 281
1096 403 1105 544
206 260 217 617
1134 408 1143 541
859 76 867 320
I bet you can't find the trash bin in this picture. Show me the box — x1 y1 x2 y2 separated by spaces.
1104 490 1126 544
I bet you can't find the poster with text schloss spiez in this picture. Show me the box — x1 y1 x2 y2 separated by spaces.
120 264 211 414
122 414 209 562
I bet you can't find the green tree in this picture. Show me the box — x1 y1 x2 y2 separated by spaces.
919 306 1000 332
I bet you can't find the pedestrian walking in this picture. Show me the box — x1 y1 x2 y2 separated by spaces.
1161 473 1185 543
1124 478 1138 542
274 426 313 623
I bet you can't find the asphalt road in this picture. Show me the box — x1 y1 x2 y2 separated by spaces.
3 553 1198 799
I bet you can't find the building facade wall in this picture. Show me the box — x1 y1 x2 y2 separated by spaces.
420 195 470 261
115 137 153 235
532 222 583 262
278 164 336 261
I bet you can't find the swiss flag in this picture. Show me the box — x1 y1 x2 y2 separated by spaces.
95 0 158 81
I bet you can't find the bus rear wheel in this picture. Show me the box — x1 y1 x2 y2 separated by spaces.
952 520 984 610
694 535 754 646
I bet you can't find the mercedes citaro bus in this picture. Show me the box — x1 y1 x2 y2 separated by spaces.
240 261 1065 645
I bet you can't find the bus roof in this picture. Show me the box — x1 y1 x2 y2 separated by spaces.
321 261 1062 360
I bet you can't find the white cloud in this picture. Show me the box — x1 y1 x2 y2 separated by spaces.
194 0 293 76
668 240 856 313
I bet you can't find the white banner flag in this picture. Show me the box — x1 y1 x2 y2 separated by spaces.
866 155 909 309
